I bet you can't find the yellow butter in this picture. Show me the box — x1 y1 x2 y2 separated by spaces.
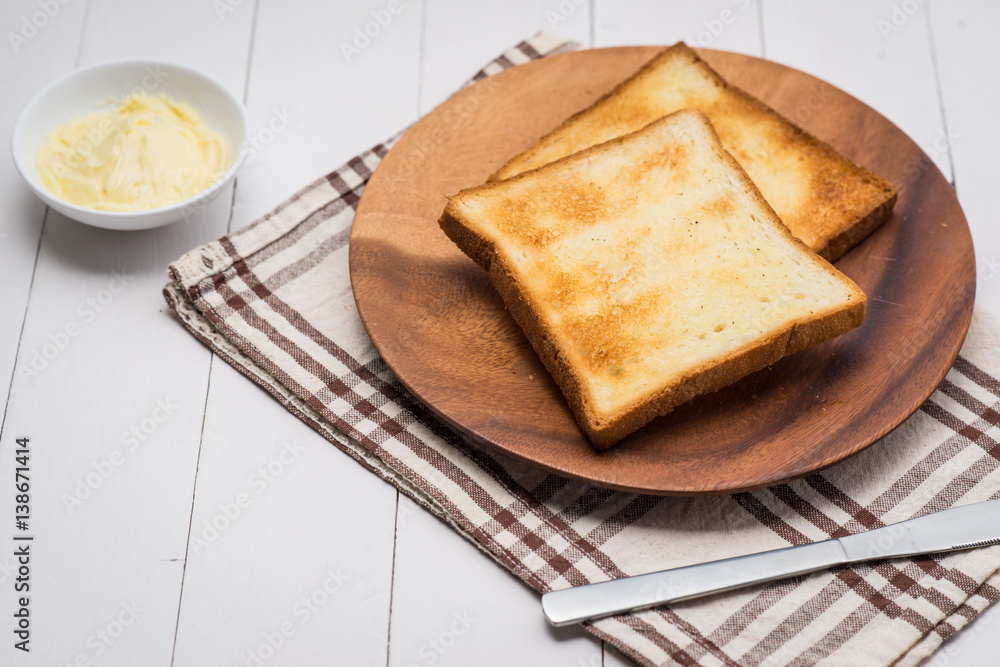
36 93 229 212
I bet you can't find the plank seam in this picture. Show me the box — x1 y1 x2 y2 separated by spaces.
0 209 49 445
169 356 215 667
384 492 401 667
922 1 958 189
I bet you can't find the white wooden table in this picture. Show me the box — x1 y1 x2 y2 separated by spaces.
2 1 998 665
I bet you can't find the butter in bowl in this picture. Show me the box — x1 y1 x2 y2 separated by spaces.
11 60 249 230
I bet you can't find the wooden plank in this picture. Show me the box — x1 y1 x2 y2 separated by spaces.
0 1 254 664
923 1 1000 663
762 0 952 180
594 0 762 54
419 0 591 115
928 0 1000 315
0 0 88 428
171 0 420 664
230 0 427 230
171 363 399 666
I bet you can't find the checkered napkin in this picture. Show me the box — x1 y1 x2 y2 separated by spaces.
164 32 1000 666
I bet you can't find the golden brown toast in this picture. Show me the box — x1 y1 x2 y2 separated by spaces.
492 43 897 261
441 110 866 448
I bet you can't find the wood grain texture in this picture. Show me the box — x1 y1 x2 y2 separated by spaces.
350 46 975 495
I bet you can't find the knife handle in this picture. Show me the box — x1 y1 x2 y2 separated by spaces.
541 539 848 626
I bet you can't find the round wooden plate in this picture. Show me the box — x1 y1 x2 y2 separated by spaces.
349 47 975 495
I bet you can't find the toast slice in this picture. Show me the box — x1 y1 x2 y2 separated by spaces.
491 43 897 261
440 110 866 449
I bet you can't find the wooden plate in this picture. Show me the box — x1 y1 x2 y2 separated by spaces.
349 47 974 495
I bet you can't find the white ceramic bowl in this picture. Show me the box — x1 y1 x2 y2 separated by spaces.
11 60 249 231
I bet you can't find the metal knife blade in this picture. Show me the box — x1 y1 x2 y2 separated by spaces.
542 498 1000 627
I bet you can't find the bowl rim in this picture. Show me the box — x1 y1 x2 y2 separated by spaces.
10 58 250 222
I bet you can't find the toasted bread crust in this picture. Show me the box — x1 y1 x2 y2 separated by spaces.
491 43 898 262
441 110 866 448
817 189 899 262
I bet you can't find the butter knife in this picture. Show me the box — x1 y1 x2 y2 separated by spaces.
542 498 1000 626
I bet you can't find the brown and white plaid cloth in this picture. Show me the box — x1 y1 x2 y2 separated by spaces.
164 32 1000 666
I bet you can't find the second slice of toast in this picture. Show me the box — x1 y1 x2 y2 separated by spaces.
492 43 897 262
441 110 866 448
